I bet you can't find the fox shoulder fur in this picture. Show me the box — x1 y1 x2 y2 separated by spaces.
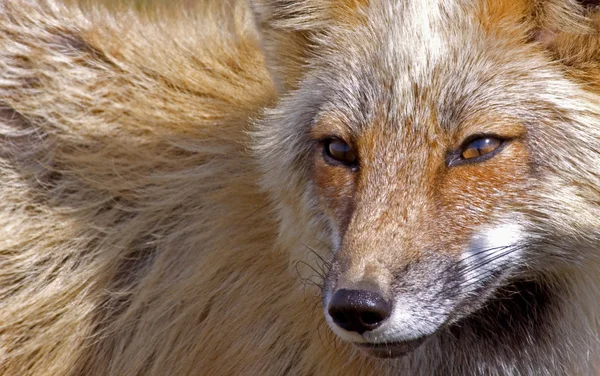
1 0 599 375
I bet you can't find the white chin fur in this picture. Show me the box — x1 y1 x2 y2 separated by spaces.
363 297 446 343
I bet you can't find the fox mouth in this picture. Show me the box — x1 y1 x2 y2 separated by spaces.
356 336 429 358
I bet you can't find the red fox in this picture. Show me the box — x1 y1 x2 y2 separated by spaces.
0 0 599 374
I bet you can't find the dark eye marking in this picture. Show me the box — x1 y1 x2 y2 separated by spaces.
322 138 358 169
447 134 508 167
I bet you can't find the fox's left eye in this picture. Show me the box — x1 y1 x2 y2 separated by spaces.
460 137 503 160
323 138 358 167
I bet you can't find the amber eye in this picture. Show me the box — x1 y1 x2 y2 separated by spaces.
461 136 503 160
323 138 357 167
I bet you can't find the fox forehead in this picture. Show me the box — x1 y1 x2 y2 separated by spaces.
308 0 548 134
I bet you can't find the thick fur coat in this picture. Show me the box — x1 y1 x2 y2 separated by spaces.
0 0 599 375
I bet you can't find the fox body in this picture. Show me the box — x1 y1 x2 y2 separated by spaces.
0 0 599 375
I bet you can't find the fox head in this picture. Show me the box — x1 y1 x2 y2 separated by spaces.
251 0 600 358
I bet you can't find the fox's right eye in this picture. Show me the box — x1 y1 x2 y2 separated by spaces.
445 134 508 167
323 139 358 167
461 137 503 160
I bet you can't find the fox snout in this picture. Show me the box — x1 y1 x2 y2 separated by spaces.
324 255 393 337
323 221 527 357
324 251 457 356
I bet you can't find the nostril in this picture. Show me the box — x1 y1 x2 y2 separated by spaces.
328 288 392 334
331 311 349 326
360 311 385 327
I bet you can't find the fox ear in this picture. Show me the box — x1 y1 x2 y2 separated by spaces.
248 0 327 93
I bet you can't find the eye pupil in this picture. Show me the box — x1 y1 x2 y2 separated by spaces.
325 139 357 166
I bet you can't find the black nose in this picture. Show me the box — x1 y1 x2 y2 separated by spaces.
328 289 392 334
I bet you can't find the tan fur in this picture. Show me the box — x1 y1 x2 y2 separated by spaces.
0 0 599 375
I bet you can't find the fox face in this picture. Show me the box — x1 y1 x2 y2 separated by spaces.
252 0 600 359
307 53 535 355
